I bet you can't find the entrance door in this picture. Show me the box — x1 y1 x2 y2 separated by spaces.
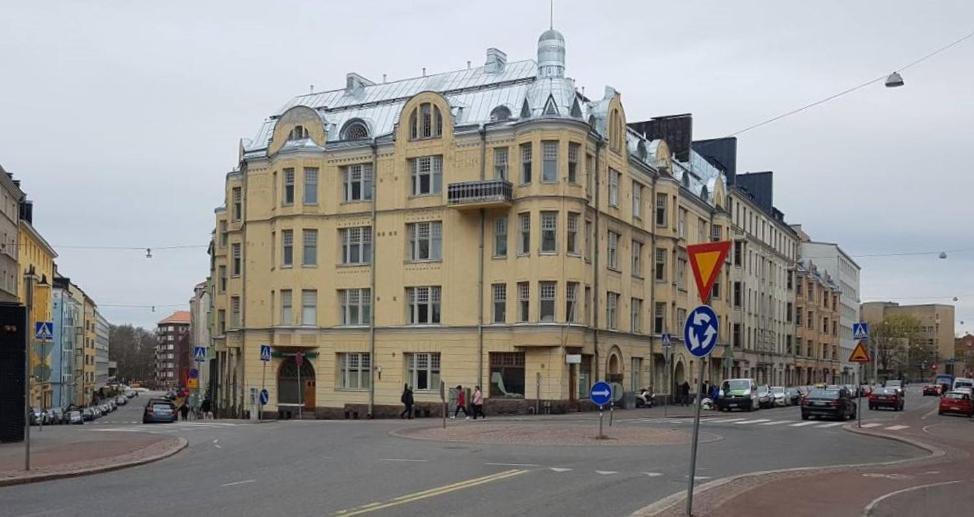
303 379 316 410
569 364 578 401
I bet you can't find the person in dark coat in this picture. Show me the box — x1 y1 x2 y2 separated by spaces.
400 384 414 419
681 381 691 406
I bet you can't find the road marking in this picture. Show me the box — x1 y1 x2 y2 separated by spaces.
734 419 770 425
816 422 846 428
706 418 745 423
644 472 664 477
862 480 963 515
380 458 429 463
759 420 792 426
885 425 909 431
485 462 540 467
595 470 618 475
789 421 819 427
221 479 256 487
333 469 526 516
549 467 572 472
860 423 883 428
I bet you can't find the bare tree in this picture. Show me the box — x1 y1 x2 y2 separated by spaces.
871 314 922 379
109 324 158 385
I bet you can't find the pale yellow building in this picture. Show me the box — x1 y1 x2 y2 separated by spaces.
18 206 57 408
794 262 841 384
861 301 955 377
209 29 733 418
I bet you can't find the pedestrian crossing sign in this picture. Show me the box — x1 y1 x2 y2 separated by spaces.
34 321 54 341
849 341 871 363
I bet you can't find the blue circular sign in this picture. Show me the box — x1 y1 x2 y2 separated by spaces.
259 389 269 405
590 381 613 406
683 305 719 358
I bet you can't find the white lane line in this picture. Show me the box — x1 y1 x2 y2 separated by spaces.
549 467 572 472
221 479 256 487
860 423 883 428
816 422 846 428
759 420 793 426
734 419 771 425
789 421 820 427
485 463 541 467
863 480 964 515
706 418 745 423
885 425 909 431
380 458 429 462
595 470 618 475
644 472 664 477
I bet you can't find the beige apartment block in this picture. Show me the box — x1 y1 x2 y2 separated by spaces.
861 301 956 376
208 29 734 418
794 262 842 384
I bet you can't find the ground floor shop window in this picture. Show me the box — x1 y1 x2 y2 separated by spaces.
578 354 593 399
405 352 440 391
490 352 525 398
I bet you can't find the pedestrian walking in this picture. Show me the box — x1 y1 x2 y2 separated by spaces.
201 398 213 420
471 386 485 419
702 381 710 401
400 384 414 419
179 402 190 421
681 381 691 406
452 385 468 419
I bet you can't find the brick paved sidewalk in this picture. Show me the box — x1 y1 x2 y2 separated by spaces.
0 427 186 486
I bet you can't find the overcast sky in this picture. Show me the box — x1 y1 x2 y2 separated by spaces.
1 1 971 332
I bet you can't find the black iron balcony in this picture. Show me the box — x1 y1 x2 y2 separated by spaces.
447 179 513 209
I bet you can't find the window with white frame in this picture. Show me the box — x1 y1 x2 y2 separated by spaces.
410 155 442 195
283 169 295 205
677 253 687 288
631 297 642 333
520 143 532 184
606 292 619 329
517 282 529 322
343 163 373 202
405 352 440 391
408 103 443 140
655 193 667 226
280 289 292 325
518 213 530 255
338 352 370 389
677 308 687 333
607 231 620 270
655 247 666 281
654 302 665 333
567 142 580 183
303 168 318 204
494 217 507 257
585 220 592 260
609 169 620 207
231 243 241 276
231 187 242 221
565 282 578 323
493 147 508 180
302 229 317 266
340 226 372 264
542 141 558 182
585 153 594 198
539 281 556 322
407 286 440 324
678 208 688 238
492 284 506 323
540 211 557 253
407 221 442 261
631 240 642 277
282 230 293 267
230 296 240 328
339 288 371 326
632 182 642 218
301 289 317 326
567 213 579 255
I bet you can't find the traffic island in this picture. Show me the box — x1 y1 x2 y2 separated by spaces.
0 429 187 486
394 421 721 447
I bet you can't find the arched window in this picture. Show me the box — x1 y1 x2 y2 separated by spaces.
341 120 369 140
408 102 444 140
489 105 511 122
288 125 309 141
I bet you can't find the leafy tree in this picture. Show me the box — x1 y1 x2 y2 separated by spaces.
108 324 158 386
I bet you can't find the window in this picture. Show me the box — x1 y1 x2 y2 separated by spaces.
823 317 829 334
539 281 556 322
655 248 666 281
585 153 594 198
218 266 226 292
566 282 578 323
341 120 369 140
493 217 508 257
733 282 742 307
520 143 532 184
231 188 242 221
338 353 370 390
677 254 687 288
407 221 442 261
409 103 443 140
231 243 241 276
607 231 620 270
677 308 687 333
343 164 373 202
711 224 722 241
631 240 643 277
566 213 579 255
795 310 802 326
542 141 558 182
609 169 620 207
493 147 508 180
490 352 525 398
632 182 642 218
786 302 793 322
492 284 506 323
341 226 373 264
302 229 317 266
517 282 530 322
698 218 707 243
407 286 441 325
711 272 721 300
734 241 743 266
410 156 442 195
281 230 293 267
733 323 742 348
301 290 317 326
584 220 593 260
217 309 226 334
288 125 308 140
280 290 292 325
541 212 557 253
606 292 619 329
654 302 666 333
678 208 687 238
303 168 318 204
283 169 295 205
631 298 642 333
807 311 813 329
405 352 440 391
567 143 580 183
340 288 371 326
518 213 531 255
230 296 240 328
219 221 228 247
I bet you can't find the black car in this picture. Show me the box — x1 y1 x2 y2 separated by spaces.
801 388 856 421
143 399 177 424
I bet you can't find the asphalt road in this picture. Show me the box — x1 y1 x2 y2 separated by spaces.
3 392 928 517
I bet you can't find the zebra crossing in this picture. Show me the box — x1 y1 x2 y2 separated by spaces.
88 422 241 433
635 417 910 432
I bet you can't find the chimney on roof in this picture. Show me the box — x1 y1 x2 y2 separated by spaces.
485 48 507 73
345 73 375 97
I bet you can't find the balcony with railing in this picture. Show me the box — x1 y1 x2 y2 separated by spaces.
447 179 513 210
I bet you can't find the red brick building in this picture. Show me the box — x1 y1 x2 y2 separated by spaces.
156 311 191 388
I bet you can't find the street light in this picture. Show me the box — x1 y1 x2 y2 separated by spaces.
885 72 905 88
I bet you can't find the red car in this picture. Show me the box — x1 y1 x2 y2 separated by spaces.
939 391 973 417
923 384 942 396
868 387 904 411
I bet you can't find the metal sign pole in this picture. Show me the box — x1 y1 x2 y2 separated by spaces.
261 360 267 421
297 355 302 421
686 358 706 516
598 405 604 439
664 347 670 417
440 380 446 429
23 274 33 472
857 363 863 428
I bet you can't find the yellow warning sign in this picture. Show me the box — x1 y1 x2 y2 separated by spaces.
848 341 871 363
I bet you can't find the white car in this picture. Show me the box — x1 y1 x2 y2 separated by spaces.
771 386 788 407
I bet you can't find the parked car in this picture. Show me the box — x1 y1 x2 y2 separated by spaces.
952 377 974 393
869 387 904 411
143 399 177 424
884 379 904 396
785 387 802 406
771 386 788 407
717 378 759 412
82 408 94 421
923 384 942 396
48 408 65 424
801 388 856 421
756 385 773 409
116 395 128 405
939 391 974 417
860 384 873 397
68 410 84 424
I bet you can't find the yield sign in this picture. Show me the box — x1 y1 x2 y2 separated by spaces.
687 241 731 304
848 341 871 363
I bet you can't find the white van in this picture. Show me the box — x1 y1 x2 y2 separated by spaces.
717 378 759 412
952 377 973 393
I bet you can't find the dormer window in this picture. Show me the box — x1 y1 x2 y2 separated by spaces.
408 102 443 140
288 125 309 141
341 120 369 141
489 106 511 122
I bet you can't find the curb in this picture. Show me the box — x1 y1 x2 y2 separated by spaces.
631 423 940 516
0 437 188 488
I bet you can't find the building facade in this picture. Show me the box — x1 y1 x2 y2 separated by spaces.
51 275 83 408
190 281 212 401
861 301 956 378
0 164 23 303
208 28 736 419
794 261 841 383
955 334 973 378
94 310 110 386
18 201 57 408
156 311 191 388
81 294 97 404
